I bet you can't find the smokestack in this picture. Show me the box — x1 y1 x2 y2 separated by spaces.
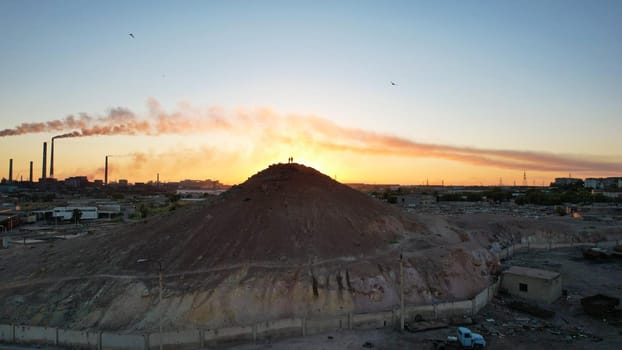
8 158 13 182
50 138 54 177
29 161 33 182
42 142 47 181
105 156 108 185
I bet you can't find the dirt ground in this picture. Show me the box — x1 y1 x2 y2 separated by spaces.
212 247 622 350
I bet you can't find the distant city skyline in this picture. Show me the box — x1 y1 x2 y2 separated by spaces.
1 1 621 185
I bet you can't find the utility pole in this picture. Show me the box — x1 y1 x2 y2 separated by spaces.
158 261 163 350
137 258 163 350
400 252 404 331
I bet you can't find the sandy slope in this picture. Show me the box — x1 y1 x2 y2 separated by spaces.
0 164 618 331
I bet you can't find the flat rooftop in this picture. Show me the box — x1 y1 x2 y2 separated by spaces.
503 266 560 280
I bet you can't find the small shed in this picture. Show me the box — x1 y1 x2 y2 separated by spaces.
501 266 562 304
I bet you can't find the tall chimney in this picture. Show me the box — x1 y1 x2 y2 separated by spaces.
29 161 33 182
42 142 47 181
8 158 13 182
50 138 55 177
105 156 108 185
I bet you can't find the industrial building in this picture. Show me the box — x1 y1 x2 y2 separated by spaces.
552 177 583 187
585 177 622 189
501 266 562 304
52 207 98 221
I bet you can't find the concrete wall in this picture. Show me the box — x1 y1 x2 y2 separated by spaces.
101 333 146 350
0 324 14 343
594 240 620 249
405 304 435 321
14 325 57 345
436 300 472 318
148 329 199 350
305 316 345 335
256 318 302 340
352 311 393 329
472 287 489 314
489 281 500 299
495 239 622 261
204 325 254 346
0 280 507 350
57 329 100 350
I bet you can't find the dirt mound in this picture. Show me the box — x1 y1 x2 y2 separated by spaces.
7 164 580 331
122 163 419 271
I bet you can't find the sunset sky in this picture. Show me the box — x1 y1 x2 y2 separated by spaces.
1 0 621 185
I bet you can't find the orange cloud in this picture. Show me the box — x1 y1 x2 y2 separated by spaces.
2 99 621 175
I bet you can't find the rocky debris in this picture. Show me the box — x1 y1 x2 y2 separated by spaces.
449 316 474 326
476 296 608 345
580 294 620 317
405 320 448 333
475 315 604 343
507 300 555 319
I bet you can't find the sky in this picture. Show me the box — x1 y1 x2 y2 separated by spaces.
1 0 621 185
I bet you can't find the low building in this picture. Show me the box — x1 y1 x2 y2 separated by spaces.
176 189 226 197
501 266 561 304
64 176 89 188
585 178 603 189
603 177 622 189
552 177 583 187
53 207 98 220
585 177 622 189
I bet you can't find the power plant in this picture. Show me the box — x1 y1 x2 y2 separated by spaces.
4 159 34 183
50 137 55 178
8 159 12 183
41 142 47 181
3 142 114 184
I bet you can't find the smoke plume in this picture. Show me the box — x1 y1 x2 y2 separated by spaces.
1 98 620 173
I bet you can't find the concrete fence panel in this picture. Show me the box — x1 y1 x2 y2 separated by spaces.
472 289 489 314
14 325 57 345
405 304 435 321
488 281 500 300
256 318 302 340
435 300 471 318
57 329 99 350
453 300 473 316
305 316 345 336
101 332 146 350
498 248 509 260
591 240 618 249
203 325 253 346
435 302 454 318
0 324 14 343
148 329 199 350
352 311 393 329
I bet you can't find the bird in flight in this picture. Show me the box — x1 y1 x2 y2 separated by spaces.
391 81 397 86
128 33 135 38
